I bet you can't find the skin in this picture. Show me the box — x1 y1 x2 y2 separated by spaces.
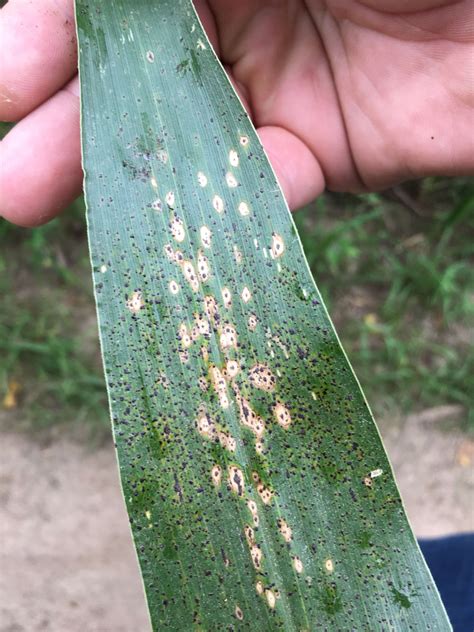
0 0 472 227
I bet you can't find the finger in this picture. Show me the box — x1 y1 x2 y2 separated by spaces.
0 0 77 121
258 125 325 210
0 76 82 227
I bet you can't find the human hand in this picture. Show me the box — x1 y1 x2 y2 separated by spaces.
1 0 472 226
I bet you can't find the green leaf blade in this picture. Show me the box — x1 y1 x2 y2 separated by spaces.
76 1 450 629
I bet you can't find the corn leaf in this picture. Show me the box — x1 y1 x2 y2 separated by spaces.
76 1 450 629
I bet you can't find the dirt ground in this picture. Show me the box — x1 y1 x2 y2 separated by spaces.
1 407 472 632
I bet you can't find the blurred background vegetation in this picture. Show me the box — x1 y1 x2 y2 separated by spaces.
1 124 473 440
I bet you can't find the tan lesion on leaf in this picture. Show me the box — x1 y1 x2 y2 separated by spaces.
197 250 211 282
266 589 276 609
247 499 259 527
156 373 170 389
200 225 212 248
244 524 255 546
229 149 239 167
248 314 258 331
212 194 224 213
257 484 273 505
225 172 238 188
174 250 184 265
270 233 285 259
256 582 281 611
197 171 208 187
210 366 226 393
233 385 265 438
181 260 199 292
219 323 238 351
196 410 234 452
292 556 303 574
228 465 245 497
168 279 180 295
225 359 240 379
277 518 293 543
250 543 262 570
248 363 276 392
221 287 232 309
218 430 236 452
126 291 144 313
238 201 250 216
169 215 186 242
164 244 175 260
211 464 222 486
363 476 373 488
178 323 192 349
241 286 252 303
198 376 208 391
253 472 273 505
196 412 216 441
165 191 175 208
203 295 219 324
184 314 210 347
218 392 230 411
210 366 230 410
194 313 210 336
273 402 291 429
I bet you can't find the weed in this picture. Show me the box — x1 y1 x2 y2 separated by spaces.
0 199 109 439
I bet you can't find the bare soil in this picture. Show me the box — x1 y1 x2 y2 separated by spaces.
1 407 472 632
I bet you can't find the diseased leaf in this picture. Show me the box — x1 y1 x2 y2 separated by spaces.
76 1 451 629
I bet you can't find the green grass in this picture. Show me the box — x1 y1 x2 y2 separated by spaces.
0 175 472 437
0 199 109 439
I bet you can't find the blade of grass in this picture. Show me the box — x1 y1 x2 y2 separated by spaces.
76 1 451 629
